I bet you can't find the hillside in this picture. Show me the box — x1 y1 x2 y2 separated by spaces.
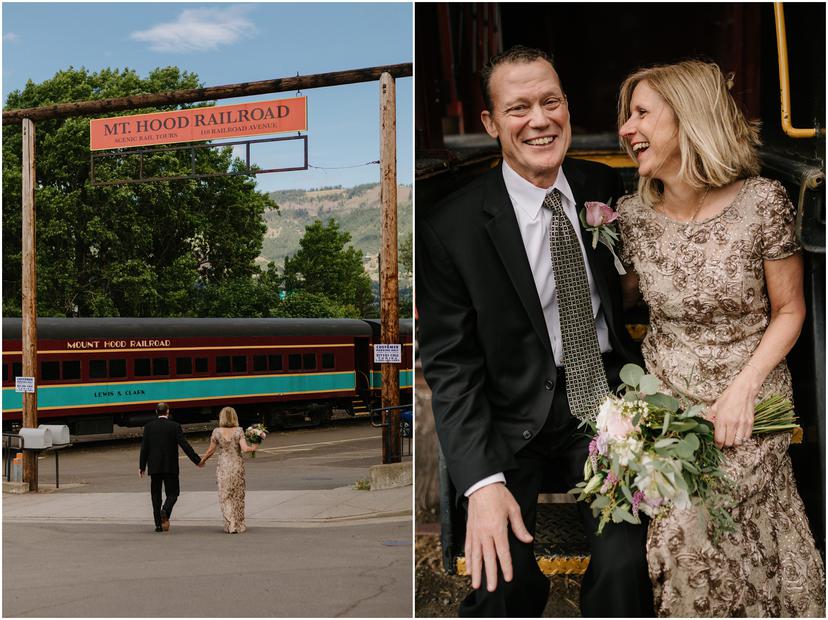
260 183 412 282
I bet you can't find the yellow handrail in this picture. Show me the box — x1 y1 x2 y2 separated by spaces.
774 3 825 138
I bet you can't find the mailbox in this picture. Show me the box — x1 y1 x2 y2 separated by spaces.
19 427 52 449
39 424 70 446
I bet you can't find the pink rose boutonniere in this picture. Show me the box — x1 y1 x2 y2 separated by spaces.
579 199 626 275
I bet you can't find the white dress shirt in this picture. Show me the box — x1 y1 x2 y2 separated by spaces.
465 160 612 497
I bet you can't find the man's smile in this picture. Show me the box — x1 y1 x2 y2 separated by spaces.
524 135 558 147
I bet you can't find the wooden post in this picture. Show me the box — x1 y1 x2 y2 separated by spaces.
21 118 38 492
379 73 400 464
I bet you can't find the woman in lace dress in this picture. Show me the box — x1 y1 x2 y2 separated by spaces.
616 60 824 616
199 407 258 533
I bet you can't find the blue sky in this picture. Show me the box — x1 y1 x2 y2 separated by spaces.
2 2 413 192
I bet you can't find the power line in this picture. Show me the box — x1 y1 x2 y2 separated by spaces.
309 160 379 170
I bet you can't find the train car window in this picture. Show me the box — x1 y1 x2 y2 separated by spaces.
135 358 152 377
176 357 193 375
269 355 283 371
110 359 127 378
63 361 81 380
153 358 170 376
2 363 7 382
13 362 22 378
90 359 107 379
322 353 335 369
288 354 301 371
232 356 247 373
195 357 208 373
253 355 267 372
216 356 231 373
41 361 60 380
303 353 316 370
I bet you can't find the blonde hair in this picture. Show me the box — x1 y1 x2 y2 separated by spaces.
218 407 239 428
617 60 761 207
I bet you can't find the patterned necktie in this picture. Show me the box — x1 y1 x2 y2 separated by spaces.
543 189 609 422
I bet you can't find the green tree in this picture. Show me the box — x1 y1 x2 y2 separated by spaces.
282 219 375 316
399 235 413 279
273 291 358 319
3 66 276 318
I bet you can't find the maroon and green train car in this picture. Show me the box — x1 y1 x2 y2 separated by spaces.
2 318 413 434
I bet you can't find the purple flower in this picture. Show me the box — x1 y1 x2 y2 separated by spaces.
600 471 618 494
588 437 599 472
632 490 645 518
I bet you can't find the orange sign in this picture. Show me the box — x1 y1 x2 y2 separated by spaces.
90 97 307 151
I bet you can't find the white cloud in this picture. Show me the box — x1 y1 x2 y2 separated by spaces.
3 32 20 43
130 5 255 53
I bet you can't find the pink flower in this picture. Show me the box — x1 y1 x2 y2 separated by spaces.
584 201 619 227
600 471 618 494
596 399 635 441
632 490 645 518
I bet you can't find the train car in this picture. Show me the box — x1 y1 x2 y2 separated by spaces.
2 317 387 434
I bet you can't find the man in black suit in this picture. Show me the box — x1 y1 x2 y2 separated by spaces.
417 46 654 617
139 402 203 532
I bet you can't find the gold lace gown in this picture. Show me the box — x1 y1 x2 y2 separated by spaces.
212 427 247 533
617 177 825 617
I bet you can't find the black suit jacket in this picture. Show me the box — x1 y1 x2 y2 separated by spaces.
417 158 642 495
139 416 201 475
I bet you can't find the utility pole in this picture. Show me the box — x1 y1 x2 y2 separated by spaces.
21 118 39 492
379 72 401 464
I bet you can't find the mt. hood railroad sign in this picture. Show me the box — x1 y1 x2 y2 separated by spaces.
90 97 307 150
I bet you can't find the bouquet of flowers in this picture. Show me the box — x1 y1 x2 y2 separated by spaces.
244 423 268 458
569 364 798 539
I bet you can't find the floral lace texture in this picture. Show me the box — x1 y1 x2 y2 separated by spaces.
212 426 246 533
618 177 824 616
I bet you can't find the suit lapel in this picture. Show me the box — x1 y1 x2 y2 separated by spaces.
482 168 553 356
563 159 616 327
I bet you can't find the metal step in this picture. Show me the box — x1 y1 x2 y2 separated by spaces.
455 503 590 576
352 399 371 417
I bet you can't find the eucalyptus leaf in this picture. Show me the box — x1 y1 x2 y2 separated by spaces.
654 438 679 449
683 461 700 475
669 420 698 432
613 506 639 524
684 433 700 451
675 442 694 459
661 411 672 436
591 495 611 509
639 375 661 395
620 364 645 389
645 392 680 412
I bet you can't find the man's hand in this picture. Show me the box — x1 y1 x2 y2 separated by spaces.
465 482 533 592
138 469 144 478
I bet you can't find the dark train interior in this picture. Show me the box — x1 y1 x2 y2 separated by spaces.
415 2 825 553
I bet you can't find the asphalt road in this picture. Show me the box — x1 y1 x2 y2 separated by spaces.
4 521 412 617
3 420 414 617
30 419 385 492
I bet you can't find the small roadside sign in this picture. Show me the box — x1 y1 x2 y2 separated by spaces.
374 344 402 364
15 376 35 393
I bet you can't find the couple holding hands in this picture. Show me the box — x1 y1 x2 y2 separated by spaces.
138 402 259 535
417 46 825 617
